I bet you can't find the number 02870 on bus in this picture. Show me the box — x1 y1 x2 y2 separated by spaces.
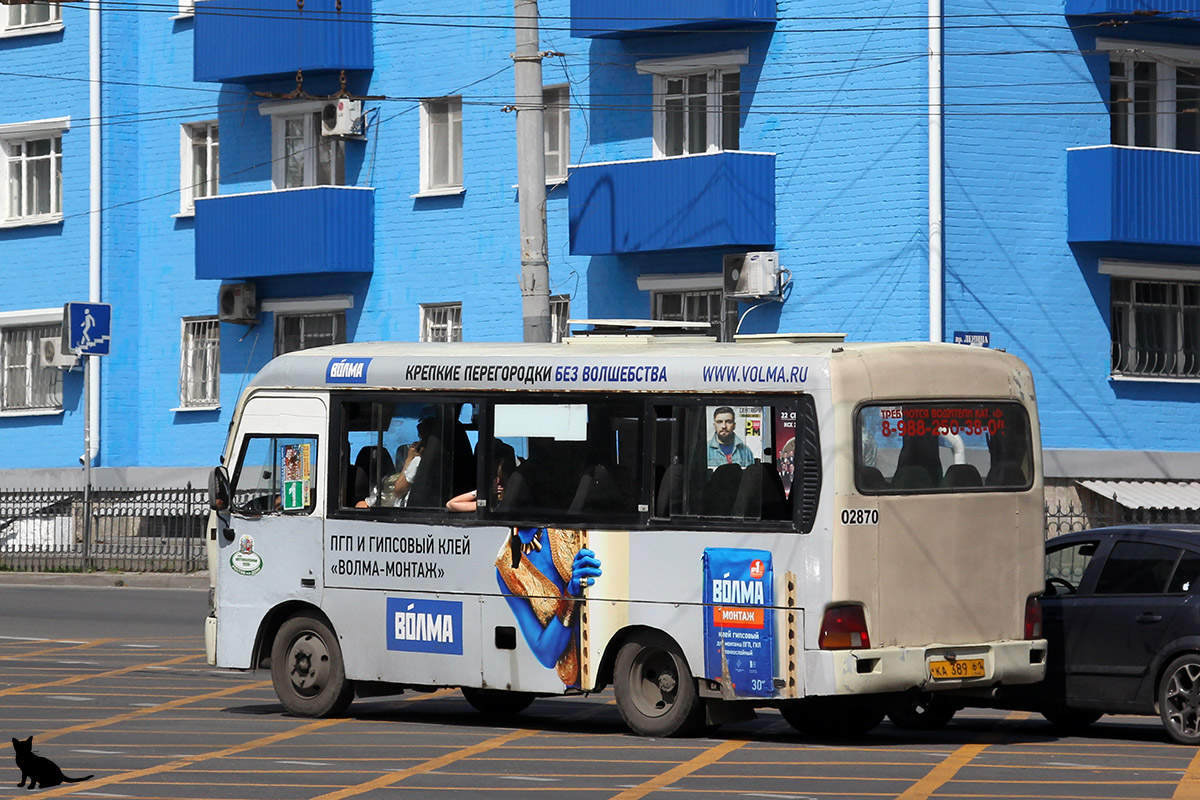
205 337 1046 737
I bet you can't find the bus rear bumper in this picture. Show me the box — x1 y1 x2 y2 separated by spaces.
824 639 1047 696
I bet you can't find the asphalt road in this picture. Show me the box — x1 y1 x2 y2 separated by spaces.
0 583 1197 800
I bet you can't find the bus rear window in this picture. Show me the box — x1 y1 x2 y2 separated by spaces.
855 402 1032 493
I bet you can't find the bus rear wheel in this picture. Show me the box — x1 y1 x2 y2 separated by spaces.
461 687 536 717
270 612 355 718
614 634 704 737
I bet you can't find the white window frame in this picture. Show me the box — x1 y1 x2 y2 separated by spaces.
0 308 63 416
179 120 218 216
637 50 747 159
174 0 196 18
1102 39 1200 152
549 294 570 343
417 97 463 196
0 117 69 228
544 85 570 182
419 302 463 342
177 316 220 410
259 99 345 190
1 1 62 38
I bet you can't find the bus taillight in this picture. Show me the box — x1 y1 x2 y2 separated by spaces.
1024 595 1043 640
819 604 870 650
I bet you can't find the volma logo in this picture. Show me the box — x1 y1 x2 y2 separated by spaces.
386 597 463 655
711 573 765 604
326 357 371 384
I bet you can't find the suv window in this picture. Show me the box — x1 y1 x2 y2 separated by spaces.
1168 550 1200 593
1094 541 1181 595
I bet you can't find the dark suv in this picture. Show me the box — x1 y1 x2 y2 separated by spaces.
1026 524 1200 743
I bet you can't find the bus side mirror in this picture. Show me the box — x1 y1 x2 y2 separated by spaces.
209 466 231 514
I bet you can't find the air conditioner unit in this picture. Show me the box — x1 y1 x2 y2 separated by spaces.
40 337 78 369
218 283 258 325
723 251 781 299
321 99 363 138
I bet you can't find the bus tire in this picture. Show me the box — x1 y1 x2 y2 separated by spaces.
780 697 885 738
461 687 536 717
270 612 355 718
614 634 704 737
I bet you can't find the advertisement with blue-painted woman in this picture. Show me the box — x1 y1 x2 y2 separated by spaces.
494 527 601 687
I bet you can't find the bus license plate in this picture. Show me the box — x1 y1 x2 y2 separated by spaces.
929 659 985 679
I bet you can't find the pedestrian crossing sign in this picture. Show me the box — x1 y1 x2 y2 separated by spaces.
65 302 112 356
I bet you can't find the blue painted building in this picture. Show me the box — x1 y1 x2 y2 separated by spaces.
0 0 1196 502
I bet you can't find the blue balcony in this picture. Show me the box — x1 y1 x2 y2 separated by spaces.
194 0 372 84
1068 146 1200 254
1064 0 1200 22
571 0 776 38
195 187 374 280
569 152 775 255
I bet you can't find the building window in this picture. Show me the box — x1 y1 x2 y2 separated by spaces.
4 2 60 33
1110 50 1200 152
549 294 570 343
420 97 462 192
1 324 62 412
271 111 344 190
638 51 747 159
544 85 570 181
1 121 66 225
653 288 735 341
180 121 218 215
275 311 345 356
179 317 219 408
420 303 462 342
1111 277 1200 378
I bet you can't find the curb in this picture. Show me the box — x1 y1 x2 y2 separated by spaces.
0 570 209 590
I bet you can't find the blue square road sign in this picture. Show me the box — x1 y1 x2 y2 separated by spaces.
65 302 112 356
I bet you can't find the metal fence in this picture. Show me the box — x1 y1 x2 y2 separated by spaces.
0 484 207 573
1045 499 1200 539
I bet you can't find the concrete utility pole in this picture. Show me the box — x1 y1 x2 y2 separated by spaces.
514 0 551 343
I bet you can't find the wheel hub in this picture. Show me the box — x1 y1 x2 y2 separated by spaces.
287 632 330 696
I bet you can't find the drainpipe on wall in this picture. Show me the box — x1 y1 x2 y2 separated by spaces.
88 1 101 464
928 0 944 343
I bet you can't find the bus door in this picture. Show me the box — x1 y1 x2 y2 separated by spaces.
215 395 327 668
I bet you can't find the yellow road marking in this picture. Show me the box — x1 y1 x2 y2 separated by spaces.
0 639 119 661
30 717 345 797
1173 745 1200 800
895 710 1025 800
606 739 746 800
35 680 272 743
0 654 198 697
308 728 539 800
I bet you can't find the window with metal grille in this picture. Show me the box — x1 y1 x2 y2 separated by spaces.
275 311 346 356
3 134 62 222
180 121 218 214
549 294 570 343
1111 278 1200 379
1 324 62 411
5 1 60 31
179 317 219 408
420 303 462 343
652 288 735 341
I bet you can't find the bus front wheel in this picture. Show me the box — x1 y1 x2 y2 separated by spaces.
614 634 704 737
270 612 355 718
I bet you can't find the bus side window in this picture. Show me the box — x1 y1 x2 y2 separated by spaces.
232 435 318 516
